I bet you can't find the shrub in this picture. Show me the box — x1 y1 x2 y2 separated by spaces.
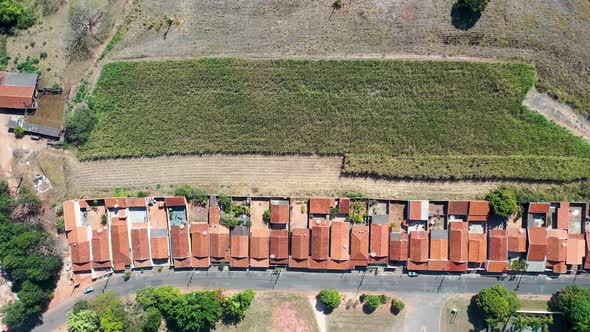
16 6 36 29
486 187 519 219
319 289 341 311
329 207 338 220
220 211 239 227
174 184 208 204
55 216 65 233
363 295 382 313
40 51 48 59
263 209 271 222
223 289 255 322
343 192 363 199
32 57 40 64
391 298 405 314
13 125 25 138
348 200 367 223
123 270 131 281
218 194 232 213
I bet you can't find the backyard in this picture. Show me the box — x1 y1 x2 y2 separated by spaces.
78 58 590 181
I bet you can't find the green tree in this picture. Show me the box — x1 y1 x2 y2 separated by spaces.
0 0 23 27
99 302 127 332
476 285 520 326
363 295 382 313
67 309 100 332
169 291 223 331
223 289 255 322
319 289 341 311
72 300 91 314
486 187 519 219
139 307 162 332
220 211 239 227
136 286 181 315
218 194 232 213
2 300 38 331
554 285 590 331
64 106 97 145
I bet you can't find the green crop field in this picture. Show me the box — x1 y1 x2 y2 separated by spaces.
80 58 590 181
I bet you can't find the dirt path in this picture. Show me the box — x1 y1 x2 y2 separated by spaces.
524 87 590 143
308 297 327 332
66 154 519 199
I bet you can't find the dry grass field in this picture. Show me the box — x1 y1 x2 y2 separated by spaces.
114 0 590 117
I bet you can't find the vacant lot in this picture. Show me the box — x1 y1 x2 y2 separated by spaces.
80 59 590 180
115 0 590 118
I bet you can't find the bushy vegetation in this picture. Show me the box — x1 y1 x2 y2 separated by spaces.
476 285 520 326
0 182 62 331
359 294 389 313
0 0 36 31
391 297 405 314
136 286 255 330
319 289 341 311
174 184 208 204
13 125 24 138
552 285 590 331
64 106 97 145
78 59 590 181
347 200 366 224
485 187 519 218
501 182 590 204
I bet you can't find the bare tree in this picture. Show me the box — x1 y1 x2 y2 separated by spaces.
66 2 106 59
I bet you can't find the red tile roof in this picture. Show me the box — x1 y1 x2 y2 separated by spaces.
209 207 220 225
429 238 448 261
527 227 547 261
428 260 449 271
250 228 270 259
448 201 469 216
407 261 428 271
330 221 349 261
529 202 550 214
125 197 146 208
271 204 289 224
507 228 527 252
351 225 369 262
488 230 508 261
91 228 110 263
469 201 490 217
231 234 249 259
309 198 334 215
409 201 423 220
448 261 467 272
389 232 408 261
270 229 289 260
110 219 131 270
556 202 570 230
171 226 190 259
0 85 35 109
291 229 310 260
210 232 229 259
546 229 567 262
486 261 508 273
409 231 428 262
165 196 187 207
449 222 468 263
468 233 487 263
71 241 90 265
190 223 210 258
566 234 584 265
339 198 351 215
370 223 389 258
150 236 169 260
63 200 77 232
311 223 329 260
105 198 126 209
131 228 150 261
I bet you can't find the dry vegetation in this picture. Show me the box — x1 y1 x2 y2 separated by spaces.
78 58 590 181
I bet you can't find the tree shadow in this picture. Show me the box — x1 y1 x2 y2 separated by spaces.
315 295 334 314
451 3 481 31
362 303 376 314
467 295 487 332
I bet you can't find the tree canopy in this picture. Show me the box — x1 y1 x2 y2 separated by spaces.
64 106 97 146
486 187 519 219
554 285 590 331
67 310 100 332
319 289 341 311
476 285 521 325
223 289 255 322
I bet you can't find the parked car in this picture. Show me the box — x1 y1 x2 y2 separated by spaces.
83 286 94 294
408 272 418 277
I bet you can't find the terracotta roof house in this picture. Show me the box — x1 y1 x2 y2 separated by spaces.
309 198 335 215
230 226 249 268
448 201 469 219
165 196 187 207
91 228 111 269
350 225 369 268
389 232 408 262
310 219 330 269
131 228 151 268
111 217 132 271
428 229 449 271
556 202 570 230
585 231 590 269
0 72 38 110
170 225 191 268
369 216 389 264
190 223 210 268
329 221 350 270
486 230 508 273
468 233 487 263
408 200 429 221
71 241 91 272
125 197 147 208
449 222 468 272
566 234 585 266
507 228 527 253
105 198 126 209
150 235 170 263
270 229 289 265
250 228 270 268
468 201 490 222
290 228 310 269
546 229 567 273
527 203 551 228
338 198 351 215
408 230 428 270
210 224 230 263
526 227 547 272
209 207 220 225
271 201 290 225
63 200 78 233
529 202 551 214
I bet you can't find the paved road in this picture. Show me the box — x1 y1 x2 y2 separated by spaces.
34 270 590 332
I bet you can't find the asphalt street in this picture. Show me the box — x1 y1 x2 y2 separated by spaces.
33 270 590 332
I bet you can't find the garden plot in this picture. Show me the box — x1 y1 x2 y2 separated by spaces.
250 198 269 229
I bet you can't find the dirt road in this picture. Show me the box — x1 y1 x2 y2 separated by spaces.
67 154 515 199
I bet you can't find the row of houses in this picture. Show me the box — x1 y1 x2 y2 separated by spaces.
62 196 590 278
